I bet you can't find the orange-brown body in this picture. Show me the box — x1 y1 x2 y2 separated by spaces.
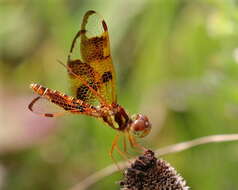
28 10 152 162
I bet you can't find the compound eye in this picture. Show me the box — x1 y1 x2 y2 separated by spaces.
130 114 151 138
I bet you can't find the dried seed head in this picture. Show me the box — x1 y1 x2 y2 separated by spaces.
120 150 189 190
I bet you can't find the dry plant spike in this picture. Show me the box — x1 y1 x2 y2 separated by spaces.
69 133 238 190
120 149 189 190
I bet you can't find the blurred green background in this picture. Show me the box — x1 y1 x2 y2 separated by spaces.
1 0 238 189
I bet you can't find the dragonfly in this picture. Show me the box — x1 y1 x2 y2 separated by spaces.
28 10 151 161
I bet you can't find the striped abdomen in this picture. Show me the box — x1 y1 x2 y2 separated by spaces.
30 83 88 113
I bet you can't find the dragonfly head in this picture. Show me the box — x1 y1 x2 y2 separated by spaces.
129 114 151 138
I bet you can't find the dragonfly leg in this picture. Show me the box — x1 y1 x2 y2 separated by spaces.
109 133 121 170
115 142 131 163
128 133 147 152
109 133 133 169
123 135 128 154
122 134 133 159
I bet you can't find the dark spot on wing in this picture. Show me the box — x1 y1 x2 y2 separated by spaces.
76 85 89 101
101 71 112 83
81 36 108 62
88 81 100 91
76 82 99 101
68 60 95 78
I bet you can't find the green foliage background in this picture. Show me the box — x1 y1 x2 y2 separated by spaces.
1 0 238 189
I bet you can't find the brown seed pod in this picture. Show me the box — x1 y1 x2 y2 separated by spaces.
120 150 189 190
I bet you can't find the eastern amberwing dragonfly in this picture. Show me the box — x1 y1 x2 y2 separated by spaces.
28 10 151 160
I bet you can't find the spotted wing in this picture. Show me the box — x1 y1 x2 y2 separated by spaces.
67 10 116 106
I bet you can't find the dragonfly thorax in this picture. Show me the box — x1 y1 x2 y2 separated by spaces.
106 105 152 138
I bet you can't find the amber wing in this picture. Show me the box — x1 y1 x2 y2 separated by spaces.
67 10 116 106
